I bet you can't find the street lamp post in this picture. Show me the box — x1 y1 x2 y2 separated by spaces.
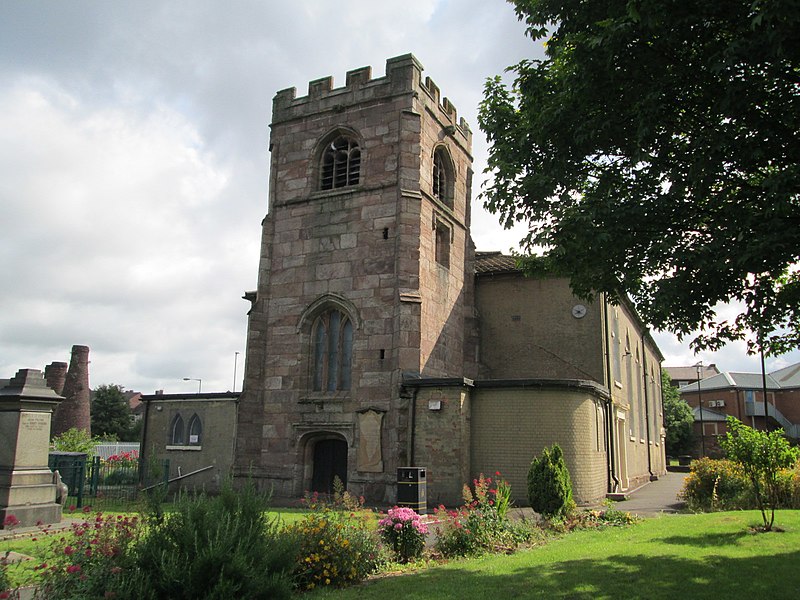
695 362 705 458
183 377 202 393
233 352 240 393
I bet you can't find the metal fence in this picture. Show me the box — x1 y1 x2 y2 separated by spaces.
49 453 168 510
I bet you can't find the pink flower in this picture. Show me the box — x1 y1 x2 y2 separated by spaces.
394 523 403 530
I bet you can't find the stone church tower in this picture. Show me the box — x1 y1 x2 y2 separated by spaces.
234 55 477 502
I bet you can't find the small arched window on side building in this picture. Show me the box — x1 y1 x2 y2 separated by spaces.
187 413 202 446
170 413 184 445
432 146 454 209
312 309 354 392
320 134 361 190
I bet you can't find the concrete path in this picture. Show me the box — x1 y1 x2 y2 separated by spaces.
610 471 689 516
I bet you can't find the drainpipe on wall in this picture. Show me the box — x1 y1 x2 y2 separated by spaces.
603 297 620 493
139 396 151 485
641 339 656 481
406 384 418 466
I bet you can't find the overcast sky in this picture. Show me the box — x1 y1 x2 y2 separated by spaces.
1 1 796 395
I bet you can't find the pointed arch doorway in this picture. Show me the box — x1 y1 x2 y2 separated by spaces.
311 437 348 494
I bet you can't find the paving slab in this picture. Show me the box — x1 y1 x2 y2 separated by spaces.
610 471 689 516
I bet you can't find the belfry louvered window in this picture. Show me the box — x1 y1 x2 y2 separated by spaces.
320 136 360 190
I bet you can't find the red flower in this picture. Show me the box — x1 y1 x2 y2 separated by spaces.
67 565 81 574
3 514 20 528
64 545 75 555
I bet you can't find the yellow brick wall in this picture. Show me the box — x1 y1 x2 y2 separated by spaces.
470 387 608 506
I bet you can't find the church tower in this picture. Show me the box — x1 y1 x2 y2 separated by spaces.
234 55 476 503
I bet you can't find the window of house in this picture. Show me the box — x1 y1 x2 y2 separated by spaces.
312 309 353 392
435 220 451 268
187 413 202 445
432 147 454 208
170 413 184 445
320 135 360 190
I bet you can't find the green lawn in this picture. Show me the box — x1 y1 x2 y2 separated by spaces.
5 510 800 598
311 510 800 600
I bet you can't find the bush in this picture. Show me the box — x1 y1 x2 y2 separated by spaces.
434 472 531 558
378 507 428 563
1 552 14 600
50 428 99 457
680 457 753 511
287 505 383 591
720 416 800 530
124 482 296 599
528 445 575 519
35 512 140 599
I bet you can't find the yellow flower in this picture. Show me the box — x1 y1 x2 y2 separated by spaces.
325 578 331 585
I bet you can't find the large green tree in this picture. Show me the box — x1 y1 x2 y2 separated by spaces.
661 370 694 456
91 384 135 441
479 0 800 354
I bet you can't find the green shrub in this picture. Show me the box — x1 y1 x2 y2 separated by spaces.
123 483 296 599
35 512 140 599
680 457 753 511
720 416 800 530
50 427 99 456
287 506 383 591
527 444 575 519
1 551 13 599
434 472 531 558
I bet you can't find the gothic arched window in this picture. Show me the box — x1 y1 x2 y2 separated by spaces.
320 135 360 190
170 413 184 445
187 413 203 445
312 309 353 392
432 147 454 208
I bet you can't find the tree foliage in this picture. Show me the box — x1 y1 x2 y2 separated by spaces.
661 370 695 456
51 427 99 456
479 0 800 354
720 416 799 530
92 384 135 441
527 444 574 519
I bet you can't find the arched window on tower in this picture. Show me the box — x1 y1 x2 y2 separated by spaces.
432 147 454 208
312 309 354 392
320 135 360 190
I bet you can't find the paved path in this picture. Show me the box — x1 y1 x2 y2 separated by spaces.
611 471 689 516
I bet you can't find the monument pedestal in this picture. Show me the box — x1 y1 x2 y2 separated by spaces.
0 369 64 529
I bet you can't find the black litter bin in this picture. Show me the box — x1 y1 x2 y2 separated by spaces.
397 467 427 514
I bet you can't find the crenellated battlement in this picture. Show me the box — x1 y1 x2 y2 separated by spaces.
272 54 471 143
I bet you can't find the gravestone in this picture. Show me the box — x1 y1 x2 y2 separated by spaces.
0 369 64 528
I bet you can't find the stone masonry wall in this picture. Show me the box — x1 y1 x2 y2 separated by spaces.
235 55 474 504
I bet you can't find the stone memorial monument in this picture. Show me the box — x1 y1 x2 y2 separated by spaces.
0 369 64 528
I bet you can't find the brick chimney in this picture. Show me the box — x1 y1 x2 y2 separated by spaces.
51 345 92 437
44 361 68 395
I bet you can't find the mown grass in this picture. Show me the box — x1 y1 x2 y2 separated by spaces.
309 510 800 600
7 509 800 598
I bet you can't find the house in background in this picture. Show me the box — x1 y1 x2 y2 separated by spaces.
664 364 720 389
678 362 800 457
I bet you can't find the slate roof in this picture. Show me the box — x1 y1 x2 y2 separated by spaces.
679 371 783 392
474 251 521 275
